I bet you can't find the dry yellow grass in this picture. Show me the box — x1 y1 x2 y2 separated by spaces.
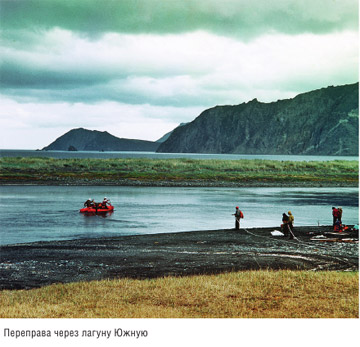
0 270 358 318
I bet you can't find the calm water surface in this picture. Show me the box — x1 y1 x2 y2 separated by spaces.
0 186 358 245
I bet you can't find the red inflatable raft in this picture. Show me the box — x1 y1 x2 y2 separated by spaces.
80 205 114 213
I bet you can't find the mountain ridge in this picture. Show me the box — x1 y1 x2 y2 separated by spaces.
42 83 359 155
156 82 359 155
42 128 160 152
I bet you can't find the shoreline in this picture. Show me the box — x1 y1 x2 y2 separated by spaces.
0 178 358 187
0 226 358 290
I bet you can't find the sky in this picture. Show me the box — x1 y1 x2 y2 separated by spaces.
0 0 358 149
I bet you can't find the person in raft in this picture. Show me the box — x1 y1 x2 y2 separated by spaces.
233 206 244 230
84 198 93 208
101 197 111 209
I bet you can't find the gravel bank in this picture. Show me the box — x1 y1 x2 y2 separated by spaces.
0 226 358 290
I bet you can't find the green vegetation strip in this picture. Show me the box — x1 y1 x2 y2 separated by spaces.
0 270 358 318
0 157 358 184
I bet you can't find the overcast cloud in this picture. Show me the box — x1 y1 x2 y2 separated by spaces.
0 0 358 149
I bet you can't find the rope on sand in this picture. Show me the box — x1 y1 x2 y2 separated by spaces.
242 227 356 269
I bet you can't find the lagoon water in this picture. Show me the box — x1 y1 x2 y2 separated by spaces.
0 186 358 246
1 150 358 245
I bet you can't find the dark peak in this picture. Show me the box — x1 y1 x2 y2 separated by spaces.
42 127 160 152
67 127 90 133
67 128 108 136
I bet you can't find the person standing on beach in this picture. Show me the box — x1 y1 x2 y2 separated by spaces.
332 207 340 226
233 206 244 230
338 207 343 224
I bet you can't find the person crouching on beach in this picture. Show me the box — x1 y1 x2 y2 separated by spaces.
233 206 244 230
281 213 290 237
288 211 295 239
288 211 294 236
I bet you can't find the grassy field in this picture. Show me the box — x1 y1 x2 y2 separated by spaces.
0 270 358 318
0 157 358 185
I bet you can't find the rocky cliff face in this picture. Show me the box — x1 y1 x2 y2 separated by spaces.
43 128 160 152
157 83 359 155
156 123 188 143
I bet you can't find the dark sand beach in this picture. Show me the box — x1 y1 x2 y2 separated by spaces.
0 226 358 290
